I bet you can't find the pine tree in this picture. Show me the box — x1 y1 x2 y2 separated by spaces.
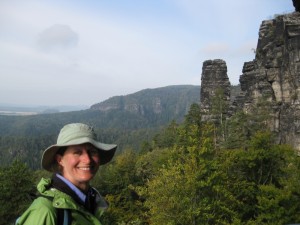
0 160 35 225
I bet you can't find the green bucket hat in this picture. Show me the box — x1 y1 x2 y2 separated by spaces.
42 123 117 172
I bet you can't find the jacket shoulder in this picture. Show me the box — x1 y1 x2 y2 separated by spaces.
16 196 57 225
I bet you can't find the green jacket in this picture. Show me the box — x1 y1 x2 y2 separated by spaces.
16 178 108 225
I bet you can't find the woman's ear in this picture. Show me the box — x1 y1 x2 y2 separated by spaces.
55 154 63 167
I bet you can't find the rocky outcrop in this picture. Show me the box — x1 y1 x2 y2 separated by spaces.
200 4 300 151
200 59 231 119
293 0 300 12
238 12 300 150
212 11 299 151
90 85 200 123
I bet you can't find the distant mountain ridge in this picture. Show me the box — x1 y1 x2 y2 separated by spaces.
0 85 201 136
0 85 201 168
0 103 89 115
0 85 243 136
90 85 201 119
0 84 242 168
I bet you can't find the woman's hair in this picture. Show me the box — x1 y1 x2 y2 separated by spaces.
56 147 67 156
50 147 68 172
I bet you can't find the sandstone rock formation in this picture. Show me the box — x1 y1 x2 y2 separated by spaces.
293 0 300 12
238 11 300 151
200 4 300 151
200 59 231 120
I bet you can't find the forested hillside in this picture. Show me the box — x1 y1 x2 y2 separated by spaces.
2 102 300 225
0 85 243 169
0 85 202 168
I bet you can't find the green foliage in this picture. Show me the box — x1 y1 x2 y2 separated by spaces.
135 148 172 182
210 88 230 145
138 124 240 225
0 160 35 225
223 111 251 149
184 103 202 127
0 135 56 170
152 120 179 149
0 85 201 169
129 107 300 224
93 149 146 224
220 132 300 224
224 97 274 150
1 94 300 225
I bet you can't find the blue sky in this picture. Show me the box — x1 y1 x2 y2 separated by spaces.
0 0 294 106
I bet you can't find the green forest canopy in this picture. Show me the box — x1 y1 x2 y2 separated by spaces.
2 103 300 225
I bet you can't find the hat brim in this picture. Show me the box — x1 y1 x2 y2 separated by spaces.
41 137 117 172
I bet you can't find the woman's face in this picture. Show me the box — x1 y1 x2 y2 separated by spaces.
56 143 100 191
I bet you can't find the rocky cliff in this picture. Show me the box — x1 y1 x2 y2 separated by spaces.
90 85 200 123
200 59 231 120
239 11 300 151
200 5 300 151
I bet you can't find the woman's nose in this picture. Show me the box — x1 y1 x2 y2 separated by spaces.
81 150 92 162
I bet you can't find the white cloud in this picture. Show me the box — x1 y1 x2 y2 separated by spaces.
37 24 79 51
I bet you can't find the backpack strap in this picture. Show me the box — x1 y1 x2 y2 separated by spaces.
15 196 72 225
56 208 71 225
41 195 71 225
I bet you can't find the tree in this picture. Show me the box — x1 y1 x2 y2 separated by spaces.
184 103 202 128
152 120 179 149
0 160 35 225
139 124 240 225
224 96 274 150
220 132 300 224
211 88 230 145
93 149 146 224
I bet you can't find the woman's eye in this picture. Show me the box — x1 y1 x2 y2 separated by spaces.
89 149 98 155
73 150 82 155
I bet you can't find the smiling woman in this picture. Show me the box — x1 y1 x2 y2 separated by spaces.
55 144 101 191
15 123 117 225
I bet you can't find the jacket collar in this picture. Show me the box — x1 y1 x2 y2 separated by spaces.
37 176 108 216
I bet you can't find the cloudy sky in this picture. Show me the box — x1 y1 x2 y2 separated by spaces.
0 0 294 106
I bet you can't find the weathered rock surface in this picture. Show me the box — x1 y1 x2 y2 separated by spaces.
200 6 300 151
200 59 231 120
293 0 300 12
239 12 300 151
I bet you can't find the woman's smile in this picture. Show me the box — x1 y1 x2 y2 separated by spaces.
56 143 100 191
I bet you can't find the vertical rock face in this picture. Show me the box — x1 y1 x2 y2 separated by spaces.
238 12 300 151
199 5 300 151
200 59 231 119
293 0 300 12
